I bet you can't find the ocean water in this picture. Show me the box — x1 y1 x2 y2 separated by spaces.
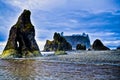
0 50 120 80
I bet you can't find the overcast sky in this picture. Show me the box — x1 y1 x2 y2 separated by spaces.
0 0 120 49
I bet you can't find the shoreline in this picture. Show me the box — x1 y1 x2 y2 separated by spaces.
0 50 120 66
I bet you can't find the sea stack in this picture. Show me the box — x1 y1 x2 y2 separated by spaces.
92 39 110 50
76 44 86 50
44 32 72 51
1 9 41 58
117 46 120 50
63 32 90 49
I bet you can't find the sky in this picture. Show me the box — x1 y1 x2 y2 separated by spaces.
0 0 120 50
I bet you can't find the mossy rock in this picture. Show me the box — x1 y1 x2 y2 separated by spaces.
32 50 42 56
55 51 67 55
1 49 17 58
1 49 41 58
21 51 41 58
1 9 41 58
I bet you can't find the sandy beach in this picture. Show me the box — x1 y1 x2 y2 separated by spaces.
39 50 120 65
0 50 119 80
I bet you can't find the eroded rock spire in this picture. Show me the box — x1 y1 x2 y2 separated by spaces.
1 9 41 58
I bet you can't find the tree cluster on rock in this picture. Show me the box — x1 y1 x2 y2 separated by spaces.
1 10 41 58
63 33 90 49
76 44 86 50
44 32 72 51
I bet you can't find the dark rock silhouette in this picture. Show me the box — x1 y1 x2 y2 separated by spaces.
92 39 110 50
44 32 72 51
117 46 120 49
76 44 86 50
1 10 41 58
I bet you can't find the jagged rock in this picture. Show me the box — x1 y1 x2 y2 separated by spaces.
76 44 86 50
44 32 72 51
1 9 41 58
92 39 110 50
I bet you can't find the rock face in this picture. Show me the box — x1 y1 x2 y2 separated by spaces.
44 32 72 51
1 10 41 58
76 44 86 50
92 39 110 50
63 33 90 49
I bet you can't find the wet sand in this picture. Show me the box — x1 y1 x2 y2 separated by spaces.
0 50 120 80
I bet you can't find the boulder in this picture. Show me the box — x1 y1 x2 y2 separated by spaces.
76 44 86 50
92 39 110 50
44 32 72 51
1 9 41 58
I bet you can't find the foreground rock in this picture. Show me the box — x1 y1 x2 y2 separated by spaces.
44 32 72 51
1 10 41 58
92 39 110 50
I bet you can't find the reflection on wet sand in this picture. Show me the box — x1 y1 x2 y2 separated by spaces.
0 59 120 80
0 59 37 79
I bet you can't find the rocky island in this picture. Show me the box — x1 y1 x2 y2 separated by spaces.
92 39 110 50
63 32 90 49
1 10 41 58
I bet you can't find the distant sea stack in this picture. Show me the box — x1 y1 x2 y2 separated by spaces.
117 46 120 50
63 32 90 49
76 44 86 50
92 39 110 50
1 9 41 58
44 32 72 51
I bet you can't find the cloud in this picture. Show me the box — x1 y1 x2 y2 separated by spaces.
0 41 7 53
0 0 120 49
2 0 120 12
0 1 21 41
32 9 120 48
103 40 120 49
37 41 46 50
2 0 66 11
34 10 120 29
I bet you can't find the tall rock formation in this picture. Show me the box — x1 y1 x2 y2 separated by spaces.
44 32 72 51
1 10 41 58
92 39 110 50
